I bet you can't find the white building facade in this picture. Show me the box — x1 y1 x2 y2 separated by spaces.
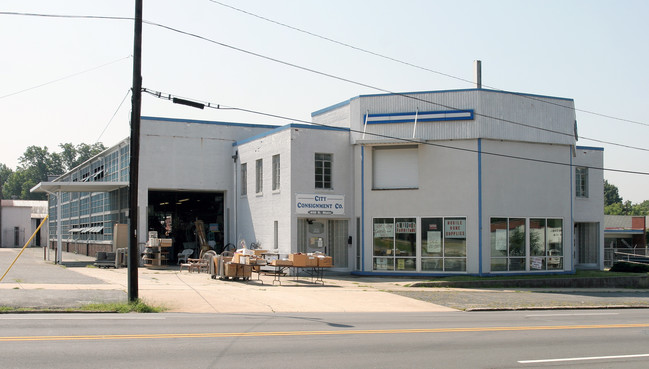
36 88 605 274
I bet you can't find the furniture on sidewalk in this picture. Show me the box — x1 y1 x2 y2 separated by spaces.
177 249 194 264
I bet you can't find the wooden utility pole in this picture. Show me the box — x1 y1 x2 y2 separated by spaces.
128 0 143 302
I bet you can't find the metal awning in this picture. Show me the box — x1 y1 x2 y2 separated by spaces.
30 181 128 193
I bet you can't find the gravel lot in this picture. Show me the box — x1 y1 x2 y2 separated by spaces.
391 289 649 311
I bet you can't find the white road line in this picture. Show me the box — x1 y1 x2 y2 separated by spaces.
519 353 649 364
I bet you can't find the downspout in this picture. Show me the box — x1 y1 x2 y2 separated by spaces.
361 145 365 272
478 139 483 276
232 150 238 247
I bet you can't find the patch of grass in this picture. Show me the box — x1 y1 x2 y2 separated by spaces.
86 264 97 268
79 299 165 313
13 287 19 290
0 300 165 314
415 270 646 284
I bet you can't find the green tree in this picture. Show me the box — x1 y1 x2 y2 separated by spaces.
2 142 106 200
0 163 13 199
604 180 622 206
630 200 649 216
59 142 106 171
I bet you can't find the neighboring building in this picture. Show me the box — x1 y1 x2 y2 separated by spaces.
604 215 648 267
33 87 606 274
0 200 48 248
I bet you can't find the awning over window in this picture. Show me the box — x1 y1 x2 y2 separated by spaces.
30 181 128 194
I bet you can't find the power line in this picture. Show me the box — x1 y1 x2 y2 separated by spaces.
207 0 649 128
140 19 648 152
0 55 132 100
96 89 131 143
142 87 649 176
3 11 647 151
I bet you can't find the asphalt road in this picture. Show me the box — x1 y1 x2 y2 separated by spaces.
2 310 649 368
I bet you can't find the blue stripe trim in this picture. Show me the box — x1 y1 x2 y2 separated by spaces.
575 146 604 151
232 123 350 147
478 139 483 276
605 229 645 234
366 110 474 124
141 116 277 129
570 149 574 271
361 146 365 272
350 270 576 277
310 98 352 117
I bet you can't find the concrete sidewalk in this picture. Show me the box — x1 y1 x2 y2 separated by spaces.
2 248 649 312
0 248 455 313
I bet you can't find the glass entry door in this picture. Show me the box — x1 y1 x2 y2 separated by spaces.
298 219 349 269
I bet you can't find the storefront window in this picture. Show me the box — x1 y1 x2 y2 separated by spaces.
491 217 563 272
420 217 466 272
373 217 416 271
547 218 563 270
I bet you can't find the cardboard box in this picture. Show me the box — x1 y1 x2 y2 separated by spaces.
305 256 318 267
271 259 293 267
233 253 251 264
289 253 307 267
253 249 268 256
317 256 333 267
224 263 252 278
159 238 172 247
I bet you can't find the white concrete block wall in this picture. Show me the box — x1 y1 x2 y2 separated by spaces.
480 139 573 271
138 118 276 246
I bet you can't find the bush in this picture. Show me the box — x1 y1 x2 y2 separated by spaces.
609 261 649 273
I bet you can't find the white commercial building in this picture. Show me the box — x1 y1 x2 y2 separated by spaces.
34 88 605 274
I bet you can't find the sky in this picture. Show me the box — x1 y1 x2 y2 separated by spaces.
1 0 648 202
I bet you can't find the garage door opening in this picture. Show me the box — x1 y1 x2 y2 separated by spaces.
148 191 225 264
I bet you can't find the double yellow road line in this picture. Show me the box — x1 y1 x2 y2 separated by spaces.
2 323 649 342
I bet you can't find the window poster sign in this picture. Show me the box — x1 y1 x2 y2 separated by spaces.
427 231 442 253
395 222 416 233
444 219 466 238
374 223 394 238
296 194 344 215
496 229 507 251
397 259 405 270
548 227 562 243
531 257 543 270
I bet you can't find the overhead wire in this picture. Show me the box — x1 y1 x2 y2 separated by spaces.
206 0 649 128
2 11 647 152
96 89 131 144
0 55 132 100
141 87 649 176
138 18 649 152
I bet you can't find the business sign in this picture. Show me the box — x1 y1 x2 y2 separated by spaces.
444 219 466 238
296 194 345 215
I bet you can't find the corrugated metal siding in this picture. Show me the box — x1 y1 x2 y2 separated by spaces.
339 89 576 145
477 90 575 145
357 90 480 141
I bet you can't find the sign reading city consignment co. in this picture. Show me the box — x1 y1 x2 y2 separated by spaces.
296 194 345 215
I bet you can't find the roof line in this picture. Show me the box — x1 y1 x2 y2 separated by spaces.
311 88 574 117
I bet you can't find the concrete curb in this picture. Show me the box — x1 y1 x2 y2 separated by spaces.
410 276 649 289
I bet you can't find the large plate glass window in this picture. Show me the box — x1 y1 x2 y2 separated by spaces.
372 217 416 271
421 217 467 271
490 218 526 271
529 218 563 270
